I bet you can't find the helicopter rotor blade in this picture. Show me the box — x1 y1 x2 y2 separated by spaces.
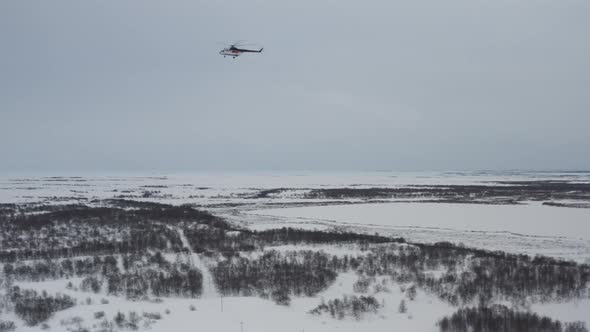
231 42 262 49
218 40 261 49
232 40 247 45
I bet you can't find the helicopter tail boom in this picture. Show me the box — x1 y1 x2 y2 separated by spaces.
235 47 263 53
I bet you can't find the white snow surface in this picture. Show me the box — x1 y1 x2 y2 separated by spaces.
1 170 589 205
10 271 590 332
2 171 590 331
247 202 590 262
174 227 219 298
252 201 590 241
10 272 455 332
3 171 588 262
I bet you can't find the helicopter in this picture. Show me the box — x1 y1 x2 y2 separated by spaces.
219 41 263 59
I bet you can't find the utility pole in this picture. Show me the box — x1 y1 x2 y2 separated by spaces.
240 321 243 332
220 295 223 312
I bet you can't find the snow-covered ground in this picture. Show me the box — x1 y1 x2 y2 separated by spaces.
9 269 590 332
2 171 590 331
175 227 219 298
2 171 590 260
252 202 590 240
6 272 454 332
246 202 590 262
1 170 589 205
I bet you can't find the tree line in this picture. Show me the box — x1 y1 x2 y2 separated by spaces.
183 226 402 255
309 295 380 320
437 305 588 332
212 250 342 302
6 287 76 326
360 243 590 305
0 203 225 262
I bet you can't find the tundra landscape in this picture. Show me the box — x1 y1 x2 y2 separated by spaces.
1 171 589 332
3 0 590 330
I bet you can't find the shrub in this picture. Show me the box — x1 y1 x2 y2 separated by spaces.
96 318 114 332
143 312 162 320
0 320 16 332
271 289 291 306
60 316 83 326
406 285 417 301
437 305 586 332
80 276 102 293
113 312 126 327
309 295 380 320
398 300 407 314
127 311 140 330
69 327 90 332
353 276 372 293
565 322 589 332
11 289 76 326
213 250 338 298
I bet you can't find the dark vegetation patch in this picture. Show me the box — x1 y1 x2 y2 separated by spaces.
0 203 17 215
0 221 183 262
112 190 173 199
305 181 590 203
9 204 89 215
309 295 381 320
208 239 590 307
8 288 76 326
212 250 341 301
251 188 292 198
360 242 590 305
437 305 588 332
210 237 590 307
542 202 590 209
4 255 119 281
183 226 401 254
4 252 203 300
96 199 177 209
107 252 203 300
0 320 16 332
2 204 218 230
0 203 223 261
41 176 86 181
0 201 401 262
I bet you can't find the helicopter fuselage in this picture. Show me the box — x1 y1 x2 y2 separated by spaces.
219 46 263 58
219 49 242 58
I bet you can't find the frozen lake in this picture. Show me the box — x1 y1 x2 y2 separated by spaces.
246 202 590 262
1 170 590 204
253 202 590 240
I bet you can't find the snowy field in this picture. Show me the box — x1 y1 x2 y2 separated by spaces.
2 171 590 262
7 272 458 332
252 202 590 240
7 280 590 332
1 171 590 331
1 170 589 205
247 202 590 262
5 249 590 332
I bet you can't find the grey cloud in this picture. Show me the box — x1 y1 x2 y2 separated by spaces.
1 0 589 172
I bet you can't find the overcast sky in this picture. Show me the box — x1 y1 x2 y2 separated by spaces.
1 0 589 172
